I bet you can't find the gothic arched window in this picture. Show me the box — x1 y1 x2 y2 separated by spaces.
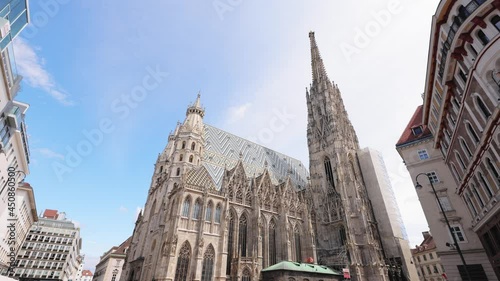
241 268 251 281
176 168 181 176
269 219 277 266
182 197 191 217
236 189 243 204
324 156 335 190
476 96 491 119
181 141 186 149
460 138 472 158
239 214 248 257
294 226 302 262
486 157 499 183
472 184 485 207
191 142 196 150
179 154 184 161
466 122 480 143
214 204 222 223
189 155 194 163
205 201 213 222
174 242 191 281
192 199 202 220
478 172 493 198
201 245 215 281
245 192 252 206
456 152 466 170
226 211 235 275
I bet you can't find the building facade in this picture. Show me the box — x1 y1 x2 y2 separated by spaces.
0 0 30 273
418 0 499 278
121 32 415 281
9 209 83 281
93 237 131 281
411 232 446 281
396 105 495 280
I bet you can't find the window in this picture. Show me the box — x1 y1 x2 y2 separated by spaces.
412 126 423 135
179 154 184 161
465 192 478 216
239 214 248 257
477 30 490 45
427 266 431 275
226 211 235 275
478 172 493 198
492 15 500 31
176 168 181 176
460 138 473 159
418 149 429 160
423 254 427 261
456 152 466 170
191 142 196 150
181 141 186 149
324 156 335 190
189 155 193 163
427 171 439 183
476 96 491 119
192 199 202 220
486 157 499 183
429 253 434 260
214 204 221 223
174 242 191 281
269 220 277 266
205 201 213 222
294 227 302 262
201 245 215 281
182 198 191 217
111 270 118 281
417 256 421 263
467 122 480 143
241 268 251 281
438 196 453 211
450 225 466 242
472 184 485 207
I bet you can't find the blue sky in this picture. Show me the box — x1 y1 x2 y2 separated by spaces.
15 0 440 270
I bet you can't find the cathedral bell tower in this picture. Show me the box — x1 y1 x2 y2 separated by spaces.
306 32 388 281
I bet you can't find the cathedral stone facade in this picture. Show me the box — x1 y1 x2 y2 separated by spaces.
121 32 414 281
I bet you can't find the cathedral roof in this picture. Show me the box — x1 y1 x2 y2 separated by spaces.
185 165 218 190
262 261 341 275
202 124 308 190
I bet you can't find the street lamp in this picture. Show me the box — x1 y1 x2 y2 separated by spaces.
414 173 472 281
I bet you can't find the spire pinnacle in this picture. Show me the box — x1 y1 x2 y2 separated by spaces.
194 91 201 108
309 31 329 84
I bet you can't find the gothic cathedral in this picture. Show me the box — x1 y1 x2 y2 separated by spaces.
121 32 410 281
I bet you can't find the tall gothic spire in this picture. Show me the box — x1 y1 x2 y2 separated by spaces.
309 31 328 84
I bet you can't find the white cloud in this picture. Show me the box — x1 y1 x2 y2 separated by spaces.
226 102 252 124
119 206 128 213
37 148 64 160
13 38 73 106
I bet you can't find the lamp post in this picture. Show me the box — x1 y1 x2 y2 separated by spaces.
414 173 471 281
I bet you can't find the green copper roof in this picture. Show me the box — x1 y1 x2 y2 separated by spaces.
262 261 342 275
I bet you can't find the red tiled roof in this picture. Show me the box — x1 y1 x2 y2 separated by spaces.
396 105 432 146
43 209 58 219
115 236 132 254
82 270 93 276
411 234 437 254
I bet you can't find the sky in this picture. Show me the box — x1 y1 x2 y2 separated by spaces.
15 0 440 271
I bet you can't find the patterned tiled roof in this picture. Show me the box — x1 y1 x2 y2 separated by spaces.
202 124 309 190
186 166 218 190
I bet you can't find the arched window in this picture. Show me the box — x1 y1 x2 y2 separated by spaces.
149 200 156 220
179 154 184 161
261 221 266 268
174 241 191 281
465 192 478 216
182 197 191 217
192 199 202 220
191 142 196 150
460 138 473 158
269 219 277 266
239 214 248 257
181 141 186 149
214 204 222 223
472 184 485 208
241 268 251 281
324 156 335 190
201 245 215 281
226 211 235 275
236 189 243 204
466 122 480 143
205 201 213 222
456 152 466 170
159 166 163 173
294 227 302 262
476 96 491 119
273 197 279 213
245 192 252 206
451 163 461 182
478 172 493 198
176 168 181 176
477 30 490 45
486 157 499 183
492 15 500 31
189 155 194 163
457 6 469 22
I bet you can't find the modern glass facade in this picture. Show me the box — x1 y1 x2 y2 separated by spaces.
0 0 29 50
